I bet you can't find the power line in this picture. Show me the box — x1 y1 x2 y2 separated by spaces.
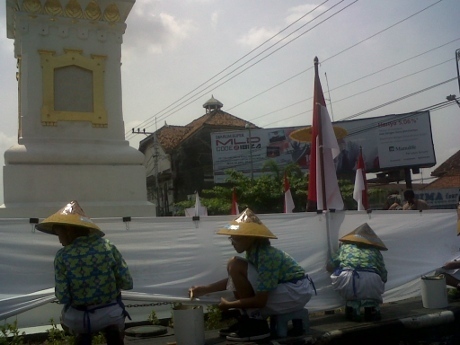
330 59 452 111
261 75 457 128
126 0 357 139
126 0 448 143
124 0 335 138
126 0 333 131
342 77 457 121
226 0 445 113
253 42 458 125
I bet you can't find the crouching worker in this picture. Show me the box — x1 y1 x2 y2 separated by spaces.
36 201 133 345
434 202 460 298
189 208 316 342
326 223 388 322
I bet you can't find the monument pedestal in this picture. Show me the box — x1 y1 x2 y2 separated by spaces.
1 164 155 218
3 0 157 218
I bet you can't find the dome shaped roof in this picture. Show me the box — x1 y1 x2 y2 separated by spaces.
203 95 223 112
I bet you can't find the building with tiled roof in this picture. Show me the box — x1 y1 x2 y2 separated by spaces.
138 96 257 215
423 150 460 190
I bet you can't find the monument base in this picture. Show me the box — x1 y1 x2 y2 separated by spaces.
1 164 156 218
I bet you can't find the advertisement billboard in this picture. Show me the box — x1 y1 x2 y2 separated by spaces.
210 111 436 183
334 111 436 173
415 188 460 209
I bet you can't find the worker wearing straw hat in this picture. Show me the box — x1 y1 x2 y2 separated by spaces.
189 208 316 342
435 200 460 293
326 223 388 321
36 201 133 345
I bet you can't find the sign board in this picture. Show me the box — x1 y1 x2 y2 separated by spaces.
210 111 436 183
415 188 460 209
334 111 436 173
211 127 309 183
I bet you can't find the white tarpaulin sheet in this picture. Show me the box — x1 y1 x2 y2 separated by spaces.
0 210 457 327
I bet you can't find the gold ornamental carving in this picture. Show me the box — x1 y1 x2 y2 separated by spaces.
65 0 83 19
84 1 102 21
19 0 121 23
103 4 120 23
44 0 62 16
23 0 42 13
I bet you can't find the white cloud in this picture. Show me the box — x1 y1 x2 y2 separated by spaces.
236 4 327 49
124 9 195 54
211 11 219 27
237 27 280 49
285 4 327 25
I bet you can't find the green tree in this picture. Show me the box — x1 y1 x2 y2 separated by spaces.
173 161 307 215
172 161 385 215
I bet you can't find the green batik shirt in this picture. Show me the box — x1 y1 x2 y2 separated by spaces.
54 234 133 306
329 243 387 283
245 243 305 292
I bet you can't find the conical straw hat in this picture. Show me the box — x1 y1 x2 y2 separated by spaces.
35 200 104 237
217 208 277 239
339 223 387 251
289 126 348 143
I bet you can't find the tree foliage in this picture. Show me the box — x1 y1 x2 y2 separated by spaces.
173 161 384 215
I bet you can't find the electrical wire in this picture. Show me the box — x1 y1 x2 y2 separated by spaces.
231 19 454 124
128 0 451 163
126 0 357 139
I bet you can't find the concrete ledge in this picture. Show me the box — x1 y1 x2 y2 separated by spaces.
310 298 460 344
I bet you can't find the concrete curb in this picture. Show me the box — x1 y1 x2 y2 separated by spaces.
315 307 459 344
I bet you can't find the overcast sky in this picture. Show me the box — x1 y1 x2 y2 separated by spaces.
0 0 459 204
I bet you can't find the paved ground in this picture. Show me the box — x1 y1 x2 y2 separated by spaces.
122 297 460 345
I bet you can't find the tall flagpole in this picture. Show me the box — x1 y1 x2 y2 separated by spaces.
317 103 327 211
315 58 327 211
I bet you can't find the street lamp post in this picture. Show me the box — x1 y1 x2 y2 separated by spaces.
446 94 460 108
245 123 254 180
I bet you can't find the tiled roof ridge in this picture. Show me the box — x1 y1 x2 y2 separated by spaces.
431 150 460 177
146 109 257 152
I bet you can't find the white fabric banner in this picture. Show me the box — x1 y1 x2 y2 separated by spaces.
0 210 457 327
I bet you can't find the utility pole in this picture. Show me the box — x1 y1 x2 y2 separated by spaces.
456 48 460 94
132 126 160 215
446 94 460 108
245 123 254 180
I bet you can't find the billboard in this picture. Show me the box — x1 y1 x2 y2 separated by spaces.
415 188 460 209
210 111 436 183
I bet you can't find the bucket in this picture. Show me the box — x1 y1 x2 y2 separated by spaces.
420 275 448 308
172 304 205 345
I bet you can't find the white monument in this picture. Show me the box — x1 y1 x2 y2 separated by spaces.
2 0 156 217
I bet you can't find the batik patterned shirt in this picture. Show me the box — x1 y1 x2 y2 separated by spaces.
329 243 387 282
54 234 133 306
246 243 305 292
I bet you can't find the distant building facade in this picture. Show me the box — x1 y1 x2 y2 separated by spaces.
138 96 257 216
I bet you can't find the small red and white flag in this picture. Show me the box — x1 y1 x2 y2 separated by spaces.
231 187 239 215
185 192 207 217
284 173 295 213
353 147 369 211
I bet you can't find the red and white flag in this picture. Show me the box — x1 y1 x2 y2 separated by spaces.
284 173 295 213
353 147 369 211
307 57 344 211
231 187 239 215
